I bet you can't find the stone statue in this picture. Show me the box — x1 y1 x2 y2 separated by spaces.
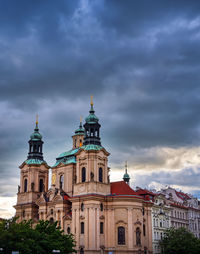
136 228 141 246
31 182 34 191
42 183 45 192
18 185 20 193
90 172 94 181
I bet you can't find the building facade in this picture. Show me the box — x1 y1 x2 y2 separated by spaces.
14 101 153 254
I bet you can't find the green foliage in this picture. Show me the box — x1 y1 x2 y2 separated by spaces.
0 218 76 254
160 227 200 254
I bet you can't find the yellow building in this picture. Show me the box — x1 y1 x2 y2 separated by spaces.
14 100 153 254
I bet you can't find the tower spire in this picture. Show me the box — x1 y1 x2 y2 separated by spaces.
35 114 39 130
84 96 101 146
90 95 94 113
123 161 130 185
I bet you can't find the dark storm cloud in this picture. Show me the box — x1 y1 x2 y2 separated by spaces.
1 0 200 213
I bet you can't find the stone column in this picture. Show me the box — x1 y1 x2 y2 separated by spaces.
85 207 89 249
97 208 100 250
128 208 133 249
76 208 80 247
72 208 76 236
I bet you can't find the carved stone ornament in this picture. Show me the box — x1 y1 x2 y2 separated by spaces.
100 215 105 220
134 219 142 225
80 215 85 220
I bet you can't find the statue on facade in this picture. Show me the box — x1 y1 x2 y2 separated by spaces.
18 185 20 193
31 182 34 191
136 227 141 246
90 171 94 181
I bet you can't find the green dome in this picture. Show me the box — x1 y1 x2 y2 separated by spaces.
30 128 42 140
85 113 99 123
123 173 130 180
85 104 99 123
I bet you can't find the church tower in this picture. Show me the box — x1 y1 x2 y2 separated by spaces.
14 117 50 222
73 97 110 196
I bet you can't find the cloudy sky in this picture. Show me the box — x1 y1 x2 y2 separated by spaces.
1 0 200 218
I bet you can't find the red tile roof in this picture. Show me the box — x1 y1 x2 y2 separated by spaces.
110 181 138 196
175 191 190 200
136 189 155 196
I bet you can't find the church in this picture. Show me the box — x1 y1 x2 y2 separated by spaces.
14 99 153 254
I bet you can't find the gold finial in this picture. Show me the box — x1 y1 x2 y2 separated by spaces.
36 114 38 124
90 95 93 106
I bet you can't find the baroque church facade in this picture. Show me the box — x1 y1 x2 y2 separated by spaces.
14 100 153 254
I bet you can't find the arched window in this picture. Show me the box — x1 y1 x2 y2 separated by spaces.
74 139 77 148
51 209 53 215
81 203 84 211
143 224 146 236
118 226 125 245
60 175 64 189
100 203 103 211
67 226 71 234
39 179 44 192
82 167 86 182
24 179 28 192
136 227 141 246
99 168 103 182
81 222 84 234
80 248 84 254
100 222 104 234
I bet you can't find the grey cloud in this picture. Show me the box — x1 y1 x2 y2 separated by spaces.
1 0 200 205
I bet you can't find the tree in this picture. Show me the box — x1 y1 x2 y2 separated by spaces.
0 218 76 254
160 227 200 254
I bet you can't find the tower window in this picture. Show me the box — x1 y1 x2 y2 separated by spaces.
82 167 86 182
81 222 84 234
99 168 103 182
60 175 64 189
100 203 103 211
81 203 84 211
39 179 44 192
51 209 53 215
118 226 125 245
100 222 104 234
143 224 146 236
80 248 84 254
24 179 28 192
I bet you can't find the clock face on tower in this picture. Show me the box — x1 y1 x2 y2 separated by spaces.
52 173 56 185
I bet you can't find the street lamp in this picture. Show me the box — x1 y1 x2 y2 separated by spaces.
52 250 60 253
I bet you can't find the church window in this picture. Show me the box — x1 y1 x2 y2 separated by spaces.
51 209 53 215
143 224 146 236
81 203 84 211
60 175 64 189
50 218 54 224
75 139 77 148
81 222 84 234
118 226 125 245
67 226 71 234
80 248 84 254
100 222 104 234
82 168 86 182
99 168 103 182
136 227 141 246
100 203 103 211
24 179 28 192
39 179 44 192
